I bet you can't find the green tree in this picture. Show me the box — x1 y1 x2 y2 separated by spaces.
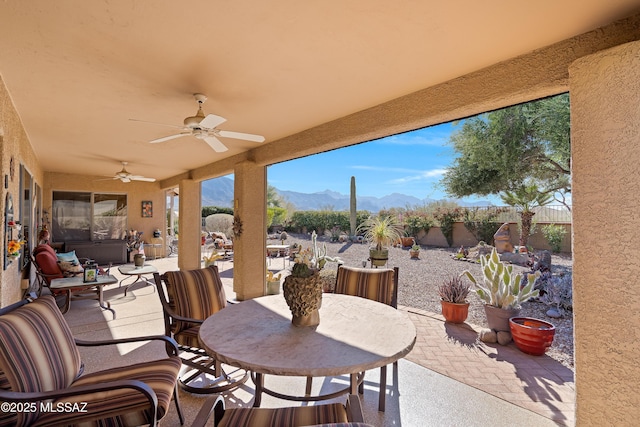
441 94 570 207
501 184 553 247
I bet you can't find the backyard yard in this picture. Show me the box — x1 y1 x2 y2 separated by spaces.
273 232 574 370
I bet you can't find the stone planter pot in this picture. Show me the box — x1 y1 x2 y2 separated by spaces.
266 280 280 295
509 317 556 356
440 301 469 324
282 272 322 327
484 305 520 332
369 248 389 267
133 253 146 267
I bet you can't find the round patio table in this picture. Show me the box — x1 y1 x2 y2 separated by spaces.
199 293 416 407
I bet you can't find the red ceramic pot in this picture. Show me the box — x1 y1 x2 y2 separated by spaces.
509 317 556 356
441 301 469 324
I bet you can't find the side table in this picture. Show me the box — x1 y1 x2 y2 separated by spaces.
118 264 159 296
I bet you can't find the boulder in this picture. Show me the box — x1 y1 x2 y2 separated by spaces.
479 329 497 343
497 331 513 345
493 223 514 253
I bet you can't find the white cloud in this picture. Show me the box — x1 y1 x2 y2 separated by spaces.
386 168 449 185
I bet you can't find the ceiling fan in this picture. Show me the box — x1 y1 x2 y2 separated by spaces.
109 162 156 183
131 93 265 152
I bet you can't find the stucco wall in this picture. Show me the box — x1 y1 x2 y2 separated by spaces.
570 40 640 425
0 75 44 306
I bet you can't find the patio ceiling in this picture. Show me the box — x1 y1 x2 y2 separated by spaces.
1 1 639 185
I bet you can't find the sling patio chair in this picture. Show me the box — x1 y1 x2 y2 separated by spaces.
154 265 249 394
333 265 399 412
0 294 183 427
191 393 370 427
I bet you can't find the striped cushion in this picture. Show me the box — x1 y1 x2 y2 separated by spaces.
334 266 395 307
0 295 82 426
164 266 227 335
218 403 349 427
174 325 201 348
32 355 182 427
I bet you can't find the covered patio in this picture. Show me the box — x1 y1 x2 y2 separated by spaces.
2 2 640 425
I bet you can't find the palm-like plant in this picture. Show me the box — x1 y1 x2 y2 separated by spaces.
501 184 553 247
357 215 404 251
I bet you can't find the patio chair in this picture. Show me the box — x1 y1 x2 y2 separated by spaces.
191 393 369 427
31 244 110 313
154 265 249 394
0 294 183 427
333 265 399 412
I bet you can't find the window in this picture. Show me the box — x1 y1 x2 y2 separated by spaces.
52 192 127 242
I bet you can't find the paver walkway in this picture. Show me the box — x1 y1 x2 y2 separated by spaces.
402 306 575 426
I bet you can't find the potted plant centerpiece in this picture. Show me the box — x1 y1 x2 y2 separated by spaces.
462 248 540 332
357 215 404 267
438 275 471 323
282 231 341 327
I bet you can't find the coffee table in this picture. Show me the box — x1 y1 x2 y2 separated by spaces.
50 274 118 318
199 293 416 407
117 264 158 296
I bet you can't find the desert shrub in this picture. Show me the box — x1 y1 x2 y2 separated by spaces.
404 212 434 239
541 223 567 253
434 207 463 247
202 206 234 217
462 207 506 244
537 273 573 316
204 213 234 237
288 210 370 235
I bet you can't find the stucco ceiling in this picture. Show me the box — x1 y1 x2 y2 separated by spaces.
1 1 639 184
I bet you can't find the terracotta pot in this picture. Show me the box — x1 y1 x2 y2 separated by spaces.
509 317 556 356
400 237 415 247
484 305 520 332
409 250 420 259
440 301 469 324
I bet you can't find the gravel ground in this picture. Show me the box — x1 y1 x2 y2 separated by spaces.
272 232 574 370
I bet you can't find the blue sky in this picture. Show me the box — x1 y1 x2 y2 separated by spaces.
266 121 501 205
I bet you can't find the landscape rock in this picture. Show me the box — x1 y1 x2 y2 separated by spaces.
497 331 513 345
546 308 562 318
499 252 530 266
493 223 514 253
479 329 497 343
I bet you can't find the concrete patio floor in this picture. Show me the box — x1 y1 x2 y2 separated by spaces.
61 255 574 426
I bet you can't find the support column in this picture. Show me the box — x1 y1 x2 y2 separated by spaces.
570 40 640 425
178 179 201 271
233 160 266 300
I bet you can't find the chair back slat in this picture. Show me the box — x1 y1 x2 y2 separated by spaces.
334 266 398 308
160 266 227 335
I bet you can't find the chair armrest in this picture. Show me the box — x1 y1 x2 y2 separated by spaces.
75 335 180 357
0 379 158 423
190 395 225 427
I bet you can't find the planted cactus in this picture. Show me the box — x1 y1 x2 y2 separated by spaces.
462 248 539 310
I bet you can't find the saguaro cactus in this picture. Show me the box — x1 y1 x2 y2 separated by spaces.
350 176 357 237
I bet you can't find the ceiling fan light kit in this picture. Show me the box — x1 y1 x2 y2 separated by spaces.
112 162 156 183
135 93 265 152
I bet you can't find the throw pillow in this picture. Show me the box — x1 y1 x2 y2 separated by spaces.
56 251 84 276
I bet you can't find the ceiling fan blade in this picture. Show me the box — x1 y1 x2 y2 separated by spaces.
199 114 227 129
150 133 190 143
129 176 156 182
204 136 229 152
129 118 184 129
218 130 265 143
121 177 131 183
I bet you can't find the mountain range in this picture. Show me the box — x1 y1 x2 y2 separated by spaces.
201 177 493 211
